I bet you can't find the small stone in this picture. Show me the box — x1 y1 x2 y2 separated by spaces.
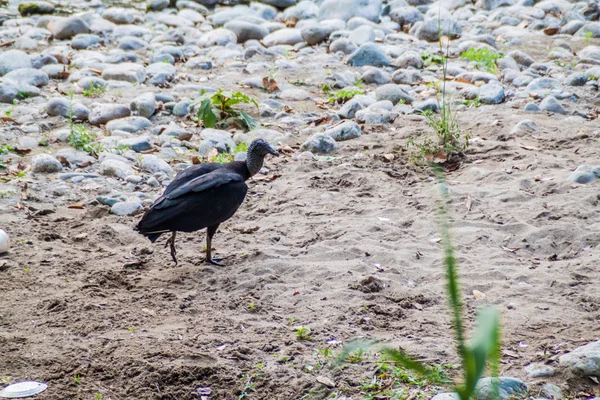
510 120 537 134
375 84 413 104
103 8 137 25
141 154 173 174
361 67 391 84
325 121 361 141
318 0 382 22
101 63 147 84
3 68 49 87
262 28 304 47
526 78 562 97
300 133 338 154
541 383 563 400
32 154 62 173
131 93 156 119
99 159 135 179
475 377 528 400
524 363 555 378
197 29 238 47
118 136 153 152
568 166 599 184
45 98 70 117
301 26 332 45
413 98 438 113
539 96 566 114
329 38 358 55
316 376 335 388
173 100 190 117
393 51 423 69
431 394 459 400
18 1 55 15
89 104 131 125
146 0 170 11
0 50 32 76
389 6 424 28
146 62 177 85
71 34 101 49
347 43 390 67
185 57 213 70
417 18 461 42
0 80 40 103
349 25 375 46
524 103 540 112
223 21 269 42
355 108 397 124
508 50 535 67
565 72 587 86
106 117 152 133
111 200 142 216
97 196 120 207
119 36 147 51
391 69 422 85
478 83 505 104
51 16 91 40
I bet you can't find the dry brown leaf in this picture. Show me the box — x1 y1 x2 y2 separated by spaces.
178 132 193 141
0 40 15 47
0 116 18 124
191 156 201 165
543 27 559 35
262 77 280 93
455 77 474 85
68 205 85 209
140 148 158 154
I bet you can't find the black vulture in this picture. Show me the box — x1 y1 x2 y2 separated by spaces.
135 139 279 265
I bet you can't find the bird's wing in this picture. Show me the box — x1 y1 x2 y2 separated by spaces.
164 163 221 195
152 170 246 210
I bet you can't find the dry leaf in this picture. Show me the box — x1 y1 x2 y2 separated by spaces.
293 291 300 296
178 132 193 141
382 154 395 162
0 40 15 47
518 143 539 151
455 77 474 85
192 156 201 165
0 116 18 124
473 290 486 300
140 148 158 154
262 77 280 93
543 27 559 35
68 205 85 209
89 68 102 75
502 246 520 253
13 147 31 155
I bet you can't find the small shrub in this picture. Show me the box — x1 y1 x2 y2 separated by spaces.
82 82 107 98
296 326 311 340
460 48 503 74
193 89 259 131
68 124 103 156
328 87 365 104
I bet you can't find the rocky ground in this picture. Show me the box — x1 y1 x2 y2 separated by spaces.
0 0 600 399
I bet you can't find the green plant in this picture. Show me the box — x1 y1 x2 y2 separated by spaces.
82 82 106 98
68 123 103 156
0 190 16 198
0 144 14 155
328 87 365 104
1 376 11 385
248 301 256 311
346 348 365 363
296 326 311 340
208 142 249 164
338 171 501 400
584 31 593 46
462 96 481 108
127 326 135 333
193 89 259 131
74 374 81 384
15 170 26 178
421 52 445 67
238 364 264 399
460 48 503 74
95 394 103 400
321 83 332 94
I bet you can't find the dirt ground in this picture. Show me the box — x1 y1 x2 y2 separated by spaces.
2 38 600 399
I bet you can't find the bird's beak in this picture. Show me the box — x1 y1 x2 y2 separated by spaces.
268 146 280 157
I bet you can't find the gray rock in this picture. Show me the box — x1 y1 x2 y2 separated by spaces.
146 62 177 85
51 17 90 39
508 50 535 67
318 0 382 22
362 67 391 84
565 72 588 86
0 50 32 76
3 68 49 87
131 93 156 118
568 165 598 184
97 196 120 207
198 28 238 47
301 26 333 45
72 103 90 121
391 69 422 84
173 100 190 116
259 0 296 8
55 148 96 166
475 377 528 400
262 28 304 47
577 22 600 38
198 128 236 154
118 136 152 152
279 88 311 101
147 0 170 11
579 46 600 60
325 121 362 141
184 57 213 70
78 77 107 91
45 97 70 116
300 133 338 154
329 38 358 54
348 43 390 67
524 363 555 378
71 34 101 49
89 104 131 125
284 0 319 20
375 84 413 104
31 54 57 69
389 6 424 27
478 83 505 104
141 154 173 174
111 200 142 216
18 1 55 15
106 117 152 133
99 159 135 179
559 340 600 375
355 108 396 124
103 8 136 25
414 98 438 112
0 80 40 103
541 384 563 400
349 25 375 46
561 20 586 35
539 96 565 114
102 63 147 84
369 100 393 110
338 96 373 119
431 394 459 400
224 21 269 42
417 18 461 42
119 36 147 51
510 119 536 134
393 51 423 69
481 0 516 9
524 103 540 112
526 78 562 96
32 154 62 173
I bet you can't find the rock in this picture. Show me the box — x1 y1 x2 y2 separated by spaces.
51 17 91 39
198 28 238 47
475 377 528 400
541 384 563 400
101 63 146 84
347 43 390 67
72 104 90 121
18 1 55 15
391 69 422 84
97 196 120 207
524 103 540 112
330 38 358 54
431 394 459 400
300 133 338 154
0 80 40 103
318 0 382 22
579 46 600 60
526 78 562 96
478 83 505 104
224 21 269 42
349 25 375 46
3 68 49 87
524 363 554 378
198 129 235 154
111 200 142 216
560 340 600 375
106 117 152 133
99 159 135 179
185 57 213 70
45 97 71 116
577 22 600 38
284 0 319 20
141 154 173 174
146 62 177 85
480 0 516 10
417 18 461 42
565 72 588 86
173 100 190 116
32 154 62 173
301 26 332 45
118 136 152 152
0 50 32 76
375 84 413 104
259 0 296 8
567 165 599 184
355 108 396 124
389 6 423 27
413 98 437 113
508 50 535 67
325 121 361 141
279 88 311 101
393 51 423 69
147 0 170 11
539 96 566 114
71 34 101 49
338 96 374 119
119 36 147 51
89 104 131 125
131 93 156 119
510 120 536 134
262 28 304 47
362 67 391 84
316 376 335 388
103 8 137 24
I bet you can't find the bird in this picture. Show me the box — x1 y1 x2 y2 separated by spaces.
135 139 279 266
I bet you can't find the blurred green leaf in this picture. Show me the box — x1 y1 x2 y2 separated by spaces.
197 98 216 128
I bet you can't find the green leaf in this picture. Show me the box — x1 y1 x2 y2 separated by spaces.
197 98 217 128
380 348 445 383
335 340 378 365
238 111 260 131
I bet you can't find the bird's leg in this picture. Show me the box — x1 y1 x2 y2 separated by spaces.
205 225 224 266
165 232 178 265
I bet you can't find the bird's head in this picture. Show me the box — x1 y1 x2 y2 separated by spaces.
246 139 279 176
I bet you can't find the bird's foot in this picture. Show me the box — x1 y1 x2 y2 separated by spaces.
206 257 225 267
